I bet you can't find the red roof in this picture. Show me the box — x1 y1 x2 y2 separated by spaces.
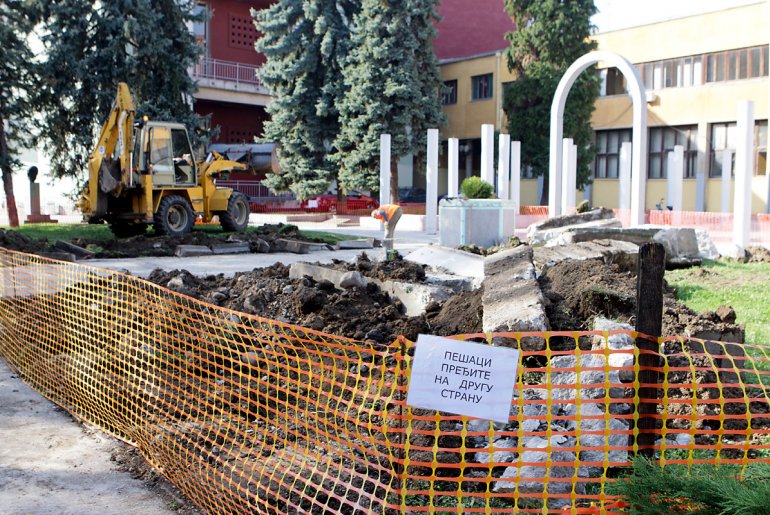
434 0 515 61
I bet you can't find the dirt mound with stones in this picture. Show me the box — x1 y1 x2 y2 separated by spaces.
0 224 325 259
147 258 483 345
539 258 743 341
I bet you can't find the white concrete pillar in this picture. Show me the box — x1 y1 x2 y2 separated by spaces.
733 101 754 255
426 128 439 235
618 141 632 211
721 149 733 213
510 141 521 211
497 133 511 200
667 145 684 212
379 134 391 206
448 138 459 198
480 124 495 186
561 138 577 214
695 120 709 211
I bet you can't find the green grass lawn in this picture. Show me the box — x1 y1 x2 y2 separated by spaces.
1 222 356 246
666 259 770 346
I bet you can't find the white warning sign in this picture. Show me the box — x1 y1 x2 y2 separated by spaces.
406 334 519 423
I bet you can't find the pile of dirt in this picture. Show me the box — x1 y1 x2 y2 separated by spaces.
0 229 46 254
146 257 483 345
746 245 770 263
539 258 743 340
0 224 326 259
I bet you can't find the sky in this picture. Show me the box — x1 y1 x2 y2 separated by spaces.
592 0 763 32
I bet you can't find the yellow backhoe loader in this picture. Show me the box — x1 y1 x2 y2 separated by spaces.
77 82 250 237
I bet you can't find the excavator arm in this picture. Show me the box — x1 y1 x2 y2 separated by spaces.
79 83 136 216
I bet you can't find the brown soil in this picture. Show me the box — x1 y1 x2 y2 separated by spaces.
746 245 770 263
146 255 483 346
0 224 324 259
539 258 743 340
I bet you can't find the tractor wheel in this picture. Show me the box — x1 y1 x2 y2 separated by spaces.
219 191 250 232
109 222 148 238
154 195 194 236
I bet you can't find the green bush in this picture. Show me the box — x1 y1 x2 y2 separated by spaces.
460 176 495 199
606 457 770 514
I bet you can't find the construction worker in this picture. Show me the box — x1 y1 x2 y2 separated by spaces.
371 204 402 256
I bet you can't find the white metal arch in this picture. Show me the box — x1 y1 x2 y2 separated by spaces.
549 51 648 225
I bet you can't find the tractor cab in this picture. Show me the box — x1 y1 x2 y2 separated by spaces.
132 121 197 187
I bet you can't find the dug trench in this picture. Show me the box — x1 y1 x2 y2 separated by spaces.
5 245 769 512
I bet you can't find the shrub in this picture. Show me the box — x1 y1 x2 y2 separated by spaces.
606 457 770 514
460 177 495 199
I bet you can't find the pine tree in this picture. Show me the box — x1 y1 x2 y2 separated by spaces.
503 0 599 203
0 1 39 227
254 0 358 200
35 0 204 181
333 0 445 199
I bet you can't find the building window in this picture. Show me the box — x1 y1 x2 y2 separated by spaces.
709 120 768 177
193 3 208 49
709 122 737 178
593 129 632 179
471 73 493 100
229 13 258 50
756 120 768 176
639 45 767 90
442 80 457 105
599 67 627 96
648 125 698 179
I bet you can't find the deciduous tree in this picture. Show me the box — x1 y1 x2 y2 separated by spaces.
503 0 599 203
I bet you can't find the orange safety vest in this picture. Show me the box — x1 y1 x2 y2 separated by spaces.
372 204 400 222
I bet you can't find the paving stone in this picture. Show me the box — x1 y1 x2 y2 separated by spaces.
174 245 213 257
210 242 251 255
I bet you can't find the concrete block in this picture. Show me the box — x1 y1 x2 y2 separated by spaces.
652 227 702 267
40 252 77 262
53 240 95 259
527 207 616 243
482 246 549 342
378 280 453 316
336 238 375 250
289 263 347 284
695 228 720 260
175 245 213 257
544 226 660 247
404 245 484 279
529 218 622 246
210 242 251 255
424 272 475 292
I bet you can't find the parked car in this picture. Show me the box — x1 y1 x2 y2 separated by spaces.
301 190 379 213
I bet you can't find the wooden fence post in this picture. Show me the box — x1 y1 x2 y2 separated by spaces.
633 242 665 458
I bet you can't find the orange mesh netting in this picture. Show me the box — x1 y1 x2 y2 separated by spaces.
0 249 769 514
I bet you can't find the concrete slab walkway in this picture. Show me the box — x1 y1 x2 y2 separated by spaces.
0 359 186 515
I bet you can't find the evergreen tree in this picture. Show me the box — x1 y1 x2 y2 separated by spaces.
254 0 358 200
333 0 445 200
0 1 39 227
503 0 599 203
35 0 204 181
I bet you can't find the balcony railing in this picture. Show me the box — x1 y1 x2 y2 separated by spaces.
192 57 261 87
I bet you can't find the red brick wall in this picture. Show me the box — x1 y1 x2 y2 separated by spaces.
434 0 515 61
205 0 273 65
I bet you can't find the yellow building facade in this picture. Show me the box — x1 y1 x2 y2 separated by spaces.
438 2 770 213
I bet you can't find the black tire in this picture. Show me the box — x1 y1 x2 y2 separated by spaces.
153 195 195 236
219 191 250 232
109 222 148 238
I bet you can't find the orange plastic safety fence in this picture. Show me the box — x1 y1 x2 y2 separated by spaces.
1 249 769 514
